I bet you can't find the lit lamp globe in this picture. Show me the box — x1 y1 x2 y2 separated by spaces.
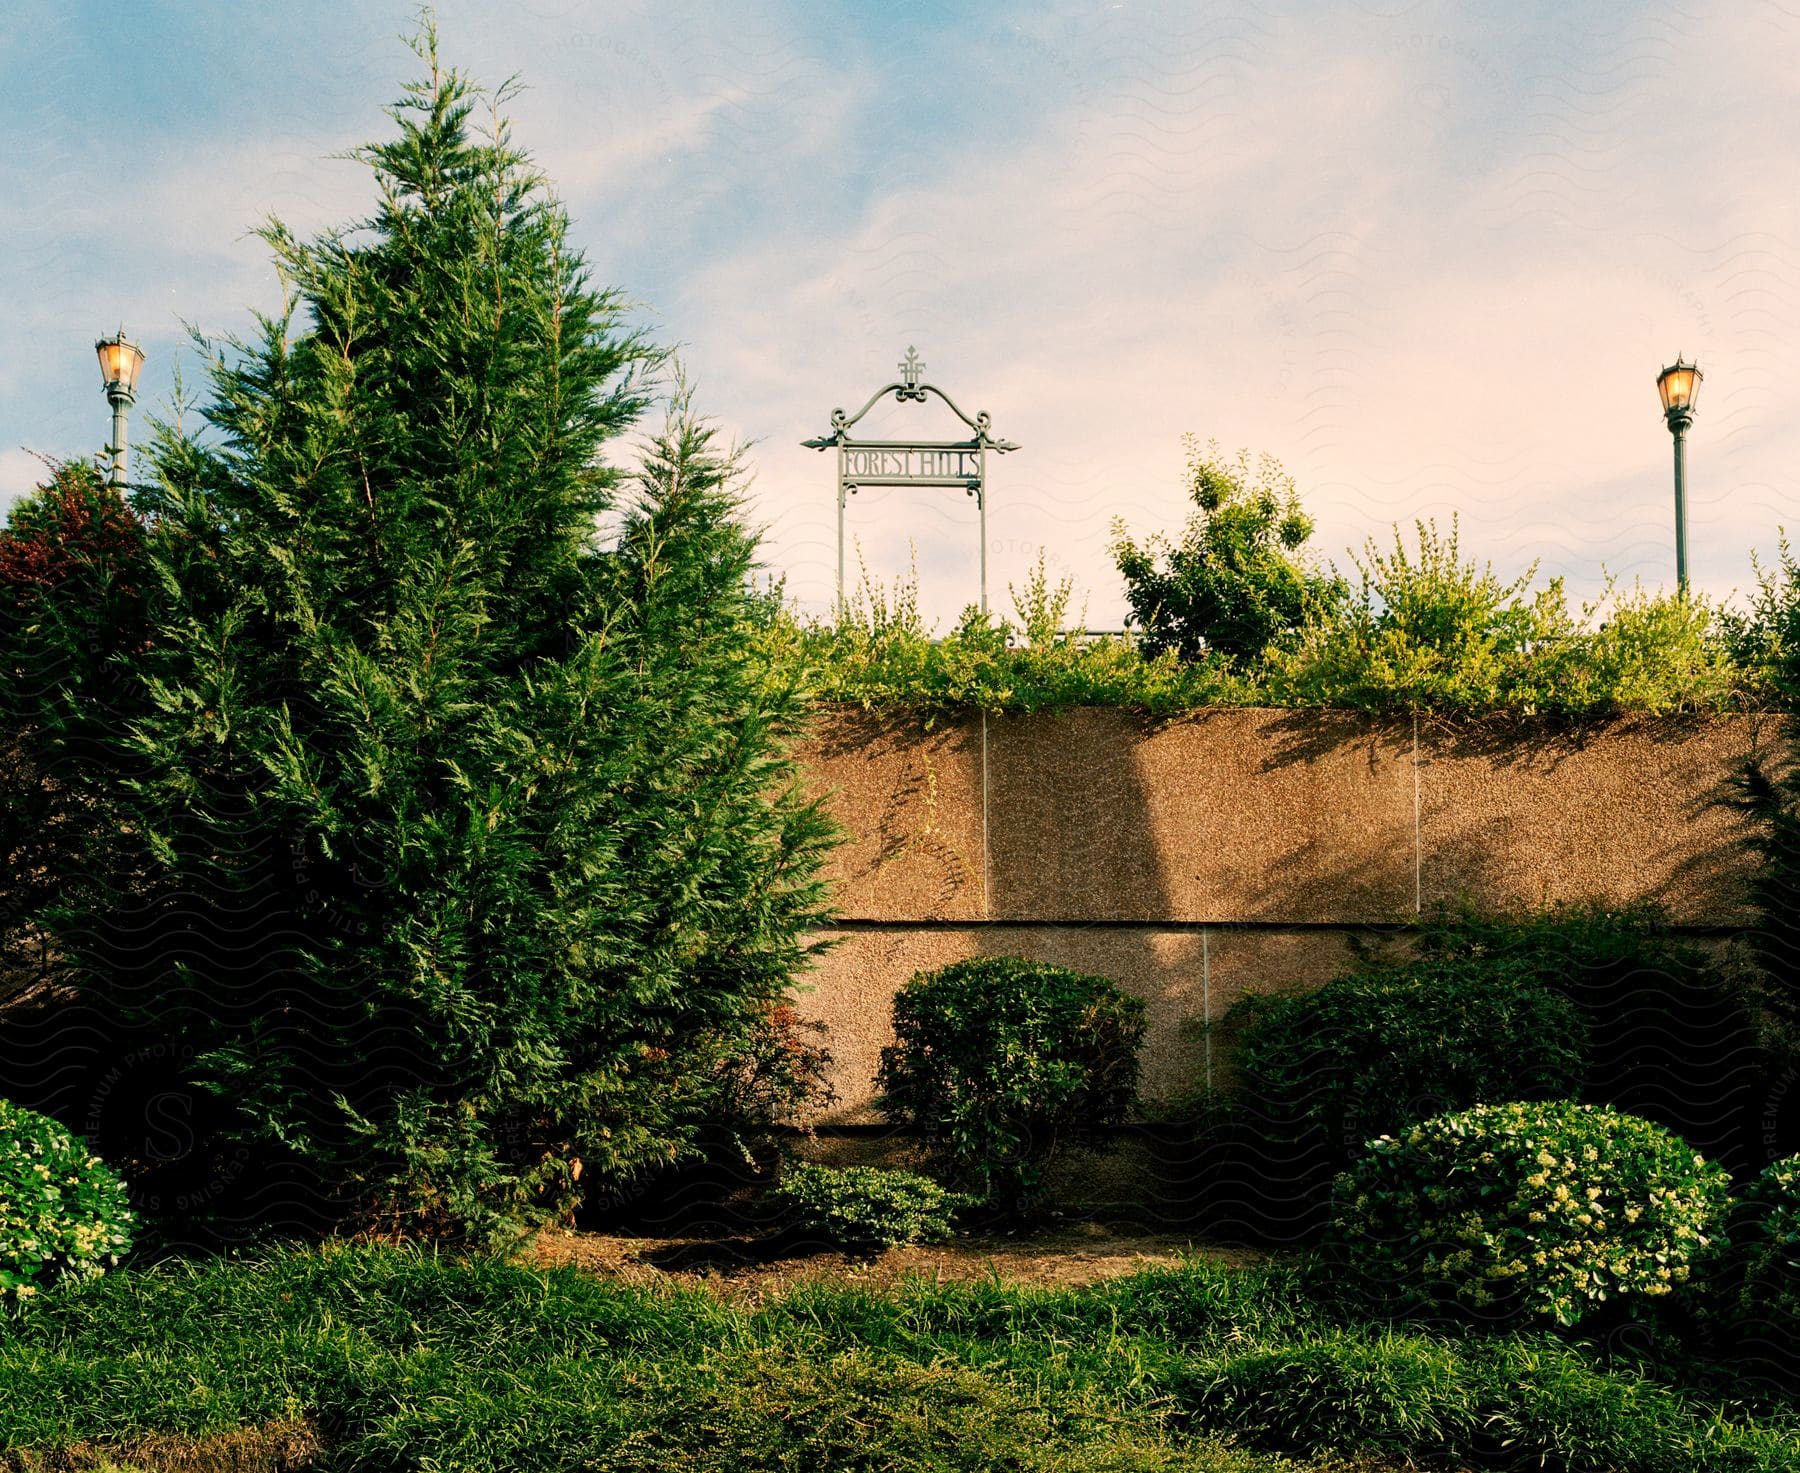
1656 356 1701 424
94 331 145 486
1655 355 1701 595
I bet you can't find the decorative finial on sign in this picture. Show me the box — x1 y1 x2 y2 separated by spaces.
897 346 926 401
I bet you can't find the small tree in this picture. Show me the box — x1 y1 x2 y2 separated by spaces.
22 31 837 1242
1111 438 1341 664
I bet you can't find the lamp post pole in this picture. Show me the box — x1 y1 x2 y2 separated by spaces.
1668 405 1691 597
106 384 133 487
94 331 145 487
1656 356 1702 598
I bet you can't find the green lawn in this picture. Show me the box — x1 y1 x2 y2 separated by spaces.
0 1244 1794 1471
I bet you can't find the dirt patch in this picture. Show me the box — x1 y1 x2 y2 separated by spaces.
0 1420 320 1472
527 1219 1275 1299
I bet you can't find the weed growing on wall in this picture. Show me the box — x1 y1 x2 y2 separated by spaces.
762 513 1758 718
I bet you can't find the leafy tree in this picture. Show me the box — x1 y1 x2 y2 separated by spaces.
0 461 155 999
21 32 836 1242
1110 438 1342 664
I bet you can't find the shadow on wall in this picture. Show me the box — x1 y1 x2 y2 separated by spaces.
793 706 1778 1240
1415 713 1767 925
983 707 1412 1238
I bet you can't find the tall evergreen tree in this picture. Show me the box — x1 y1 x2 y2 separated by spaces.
23 31 835 1240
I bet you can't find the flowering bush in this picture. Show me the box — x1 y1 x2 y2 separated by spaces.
1328 1101 1728 1327
0 1098 135 1299
769 1164 966 1250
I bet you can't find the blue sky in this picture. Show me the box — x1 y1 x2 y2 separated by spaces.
5 0 1799 626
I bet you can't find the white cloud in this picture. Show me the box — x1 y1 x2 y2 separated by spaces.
9 0 1800 625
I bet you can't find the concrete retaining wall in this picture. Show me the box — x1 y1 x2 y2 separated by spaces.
792 707 1783 1124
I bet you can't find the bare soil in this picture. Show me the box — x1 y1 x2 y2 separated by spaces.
527 1218 1276 1299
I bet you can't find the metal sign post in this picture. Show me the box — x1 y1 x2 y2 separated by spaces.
804 348 1019 614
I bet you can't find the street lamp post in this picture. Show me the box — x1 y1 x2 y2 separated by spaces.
1656 355 1702 596
94 330 145 487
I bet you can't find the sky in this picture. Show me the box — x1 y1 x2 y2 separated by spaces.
5 0 1800 628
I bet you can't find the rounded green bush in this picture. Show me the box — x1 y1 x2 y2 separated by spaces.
0 1098 135 1298
876 957 1147 1202
1328 1100 1728 1327
1229 959 1587 1166
769 1164 965 1250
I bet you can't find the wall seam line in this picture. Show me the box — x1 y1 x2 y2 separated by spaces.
1413 710 1422 914
981 709 991 919
1202 925 1212 1094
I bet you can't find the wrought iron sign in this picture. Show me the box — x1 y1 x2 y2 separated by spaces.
804 347 1019 613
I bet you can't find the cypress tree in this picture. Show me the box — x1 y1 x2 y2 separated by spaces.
20 30 835 1241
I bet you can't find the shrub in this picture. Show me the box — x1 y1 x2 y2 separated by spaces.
1733 753 1800 1160
0 462 156 998
1329 1100 1729 1328
1725 532 1800 703
1265 516 1570 713
756 553 1243 715
1417 905 1766 1171
1110 439 1343 665
1225 958 1588 1172
1542 583 1737 716
1719 1156 1800 1374
876 957 1147 1203
769 1164 965 1250
0 1099 135 1299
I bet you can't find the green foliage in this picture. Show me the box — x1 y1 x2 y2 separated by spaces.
1726 533 1800 702
1223 957 1588 1172
1111 439 1343 665
755 552 1242 714
761 504 1755 718
1263 517 1560 713
768 1164 966 1250
1329 1101 1730 1328
1177 1326 1800 1472
1717 1156 1800 1376
14 34 837 1243
876 957 1147 1203
1732 750 1800 1143
695 1003 837 1171
2 1246 1796 1472
1183 905 1762 1241
0 1100 134 1299
0 462 155 994
1549 583 1739 715
1415 903 1767 1170
1258 519 1737 716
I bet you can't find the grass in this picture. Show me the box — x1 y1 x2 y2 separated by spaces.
0 1246 1796 1471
